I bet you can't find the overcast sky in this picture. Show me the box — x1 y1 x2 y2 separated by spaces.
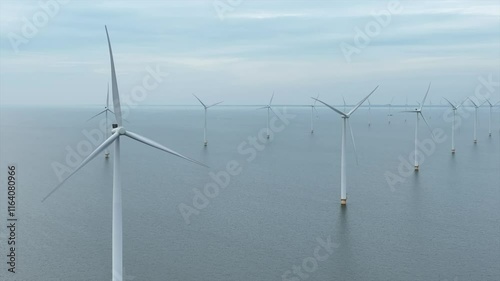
0 0 499 106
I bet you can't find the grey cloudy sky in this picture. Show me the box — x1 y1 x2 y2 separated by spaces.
0 0 499 106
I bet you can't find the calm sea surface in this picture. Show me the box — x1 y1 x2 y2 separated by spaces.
0 106 499 281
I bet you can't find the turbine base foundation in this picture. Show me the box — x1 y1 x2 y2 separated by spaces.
204 141 207 147
340 199 347 205
474 140 477 144
451 149 455 154
489 133 492 137
266 135 270 139
414 165 419 171
105 152 110 159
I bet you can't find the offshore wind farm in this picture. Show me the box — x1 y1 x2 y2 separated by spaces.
0 1 499 281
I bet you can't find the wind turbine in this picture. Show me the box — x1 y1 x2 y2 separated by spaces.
193 94 223 146
467 97 485 143
42 26 206 281
386 97 394 124
310 94 319 134
259 92 276 139
402 83 433 171
484 99 497 137
367 98 372 127
312 85 379 205
443 98 463 154
87 84 115 158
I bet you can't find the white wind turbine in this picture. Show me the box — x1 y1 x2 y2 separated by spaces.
42 26 206 281
87 84 115 158
259 92 276 139
484 99 498 137
467 97 486 143
312 85 379 205
310 94 319 134
402 83 433 171
193 94 223 146
443 97 463 154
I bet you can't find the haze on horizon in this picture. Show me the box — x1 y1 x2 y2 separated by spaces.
0 0 499 106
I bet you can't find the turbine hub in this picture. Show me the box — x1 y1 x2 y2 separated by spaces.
112 127 126 135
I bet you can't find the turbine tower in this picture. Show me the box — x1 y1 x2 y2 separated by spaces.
193 94 223 146
443 97 463 154
387 97 394 124
312 85 379 205
467 97 485 143
402 83 433 171
259 92 276 139
310 94 319 134
87 84 115 158
42 26 206 281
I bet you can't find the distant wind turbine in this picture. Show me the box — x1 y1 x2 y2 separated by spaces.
312 85 379 205
42 26 206 281
443 97 463 154
467 97 486 143
193 94 223 146
387 97 394 124
402 83 433 171
259 92 276 139
87 84 115 158
484 99 497 137
310 94 319 134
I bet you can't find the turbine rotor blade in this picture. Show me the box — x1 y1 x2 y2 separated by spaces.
467 97 478 108
105 25 123 126
207 101 223 108
106 83 110 108
124 131 208 168
442 97 456 109
269 92 275 106
420 82 432 111
419 112 434 136
313 94 319 106
347 85 379 116
192 94 206 108
347 119 358 165
42 132 120 202
312 97 347 117
269 106 279 118
87 109 107 122
257 106 268 110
